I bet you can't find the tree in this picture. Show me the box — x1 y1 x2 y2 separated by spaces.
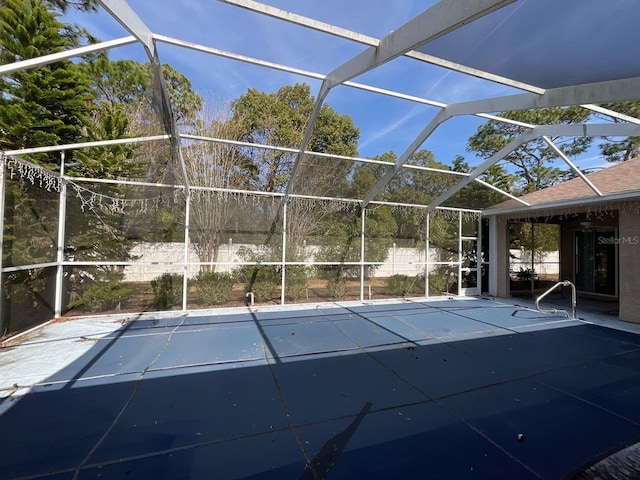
81 56 203 130
45 0 97 12
446 155 518 209
231 83 359 255
0 0 93 166
231 83 358 194
349 150 456 242
182 104 251 272
595 101 640 163
467 107 592 193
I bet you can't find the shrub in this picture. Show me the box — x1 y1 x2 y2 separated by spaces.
386 274 412 297
411 274 426 295
252 280 277 303
428 271 450 295
242 266 279 303
194 272 235 305
151 273 183 309
285 266 308 301
327 276 347 300
68 281 131 312
515 268 537 281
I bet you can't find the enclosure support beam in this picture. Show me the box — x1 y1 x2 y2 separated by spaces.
425 213 430 298
360 208 366 302
182 192 191 311
530 222 535 296
425 122 640 214
362 111 447 207
0 37 137 76
458 212 462 297
220 0 540 94
286 0 511 204
542 136 603 196
323 0 513 89
477 215 483 296
96 0 156 59
54 153 68 319
281 201 288 306
447 76 640 117
97 0 190 195
0 156 5 333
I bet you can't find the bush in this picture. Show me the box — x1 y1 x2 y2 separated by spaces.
68 281 131 312
194 272 235 305
151 273 183 309
285 266 308 301
428 268 454 295
386 274 412 297
327 276 347 300
515 268 537 281
411 274 426 295
242 266 279 303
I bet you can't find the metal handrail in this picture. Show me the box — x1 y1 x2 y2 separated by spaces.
535 280 576 319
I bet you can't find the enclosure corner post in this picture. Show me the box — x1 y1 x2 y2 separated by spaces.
182 189 190 312
425 212 430 298
54 152 67 319
0 154 6 332
281 199 287 306
360 207 365 302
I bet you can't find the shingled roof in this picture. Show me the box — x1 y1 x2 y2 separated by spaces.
484 156 640 215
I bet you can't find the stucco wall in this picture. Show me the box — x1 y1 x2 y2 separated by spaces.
619 211 640 323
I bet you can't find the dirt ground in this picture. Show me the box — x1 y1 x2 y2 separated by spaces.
61 277 405 319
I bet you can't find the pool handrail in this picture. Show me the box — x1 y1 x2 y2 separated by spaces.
535 280 576 319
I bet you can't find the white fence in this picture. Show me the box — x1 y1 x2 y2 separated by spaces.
125 242 443 281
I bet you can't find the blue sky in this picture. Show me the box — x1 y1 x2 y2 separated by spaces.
60 0 625 172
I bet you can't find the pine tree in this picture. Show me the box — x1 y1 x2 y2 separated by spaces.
0 0 93 166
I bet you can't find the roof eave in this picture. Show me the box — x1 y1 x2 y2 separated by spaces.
482 188 640 217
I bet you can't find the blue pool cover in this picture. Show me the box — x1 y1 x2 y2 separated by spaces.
1 298 640 479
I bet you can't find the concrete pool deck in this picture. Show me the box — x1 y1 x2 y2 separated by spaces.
1 297 640 479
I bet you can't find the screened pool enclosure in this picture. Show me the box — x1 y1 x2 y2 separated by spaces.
0 139 485 335
2 0 640 338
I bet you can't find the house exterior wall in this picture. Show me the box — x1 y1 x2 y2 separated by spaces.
619 211 640 323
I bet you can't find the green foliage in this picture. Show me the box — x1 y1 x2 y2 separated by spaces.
515 268 536 281
428 265 459 295
0 0 93 163
68 279 131 312
386 275 412 297
447 156 517 209
597 102 640 163
238 265 279 303
81 57 202 127
315 205 395 279
150 273 183 309
385 274 425 297
232 83 359 194
327 276 347 300
428 270 449 295
46 0 98 12
73 103 142 178
510 222 559 252
428 212 459 262
467 107 592 193
229 83 361 272
193 272 234 305
0 0 96 322
285 266 308 301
